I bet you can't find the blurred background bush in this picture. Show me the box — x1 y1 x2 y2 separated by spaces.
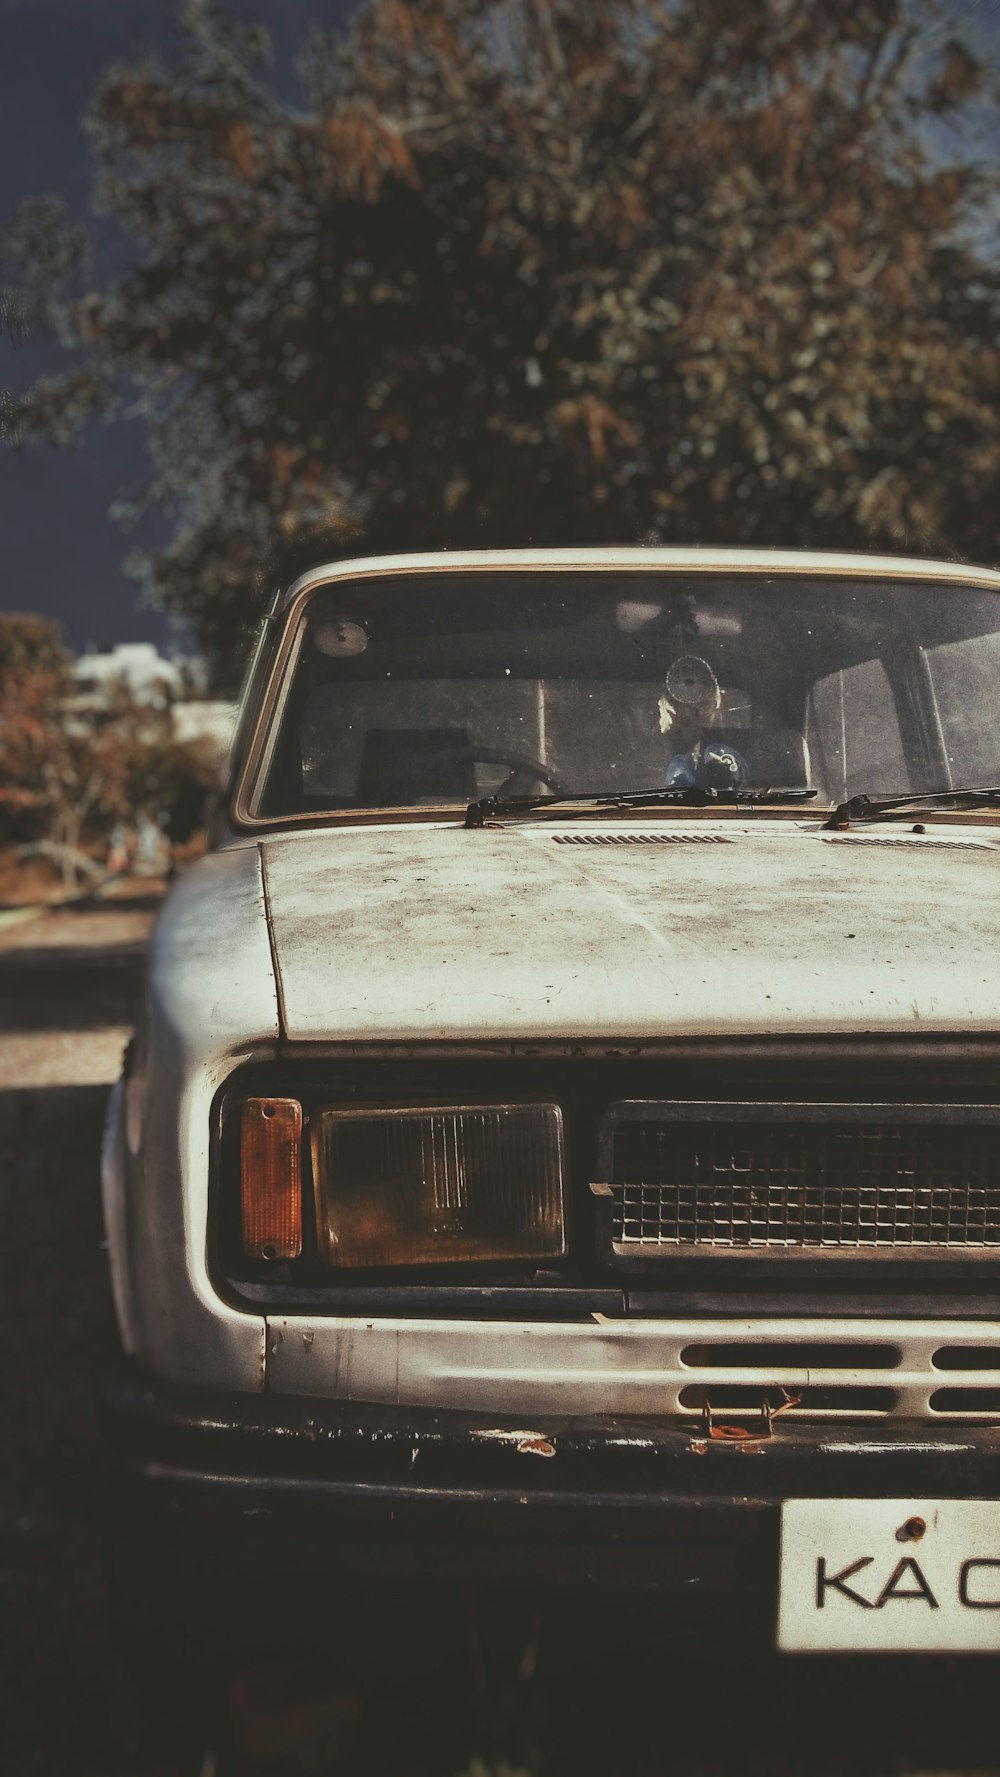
0 610 225 899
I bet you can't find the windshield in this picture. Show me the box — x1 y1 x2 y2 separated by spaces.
252 570 1000 820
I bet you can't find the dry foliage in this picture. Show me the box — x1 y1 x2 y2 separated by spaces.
0 615 216 857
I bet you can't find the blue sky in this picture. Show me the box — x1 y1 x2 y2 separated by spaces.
0 0 357 650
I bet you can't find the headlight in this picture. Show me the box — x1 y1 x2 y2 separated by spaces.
311 1103 566 1268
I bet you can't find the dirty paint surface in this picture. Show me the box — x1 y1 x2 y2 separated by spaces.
259 819 1000 1043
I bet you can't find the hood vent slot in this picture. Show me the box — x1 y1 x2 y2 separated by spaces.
821 833 990 851
552 832 734 846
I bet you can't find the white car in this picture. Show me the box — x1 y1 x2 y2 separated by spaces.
102 547 1000 1653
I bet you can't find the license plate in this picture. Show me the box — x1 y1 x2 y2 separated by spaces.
778 1499 1000 1652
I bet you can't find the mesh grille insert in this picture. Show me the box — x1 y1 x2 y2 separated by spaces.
607 1119 1000 1251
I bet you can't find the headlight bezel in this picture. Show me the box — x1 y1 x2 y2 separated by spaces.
212 1060 579 1302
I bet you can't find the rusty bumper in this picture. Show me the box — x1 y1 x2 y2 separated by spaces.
99 1369 1000 1619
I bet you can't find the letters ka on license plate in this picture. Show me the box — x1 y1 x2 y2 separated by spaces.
778 1499 1000 1652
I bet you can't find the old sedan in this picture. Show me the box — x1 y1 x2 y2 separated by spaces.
102 547 1000 1652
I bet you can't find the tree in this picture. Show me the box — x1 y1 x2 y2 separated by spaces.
0 288 30 343
0 613 147 872
0 615 216 874
0 616 75 830
5 0 999 671
0 283 32 440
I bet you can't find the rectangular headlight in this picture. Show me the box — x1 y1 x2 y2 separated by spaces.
311 1103 566 1269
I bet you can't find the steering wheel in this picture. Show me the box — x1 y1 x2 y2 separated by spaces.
471 748 570 799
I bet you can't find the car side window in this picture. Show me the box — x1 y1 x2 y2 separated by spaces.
806 658 909 801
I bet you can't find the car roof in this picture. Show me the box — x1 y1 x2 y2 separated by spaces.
278 546 1000 611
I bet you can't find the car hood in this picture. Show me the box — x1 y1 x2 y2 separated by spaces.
259 820 1000 1043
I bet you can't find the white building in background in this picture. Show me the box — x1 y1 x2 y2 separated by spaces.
171 700 237 753
71 643 235 756
73 641 209 705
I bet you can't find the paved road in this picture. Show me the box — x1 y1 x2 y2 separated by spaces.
2 886 1000 1776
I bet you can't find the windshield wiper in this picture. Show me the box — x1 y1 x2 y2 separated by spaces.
823 786 1000 830
465 785 818 828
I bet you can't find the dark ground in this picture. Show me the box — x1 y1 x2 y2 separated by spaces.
2 887 1000 1777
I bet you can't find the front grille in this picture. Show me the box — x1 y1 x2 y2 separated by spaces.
597 1105 1000 1257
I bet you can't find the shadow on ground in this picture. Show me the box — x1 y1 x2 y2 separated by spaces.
0 949 147 1033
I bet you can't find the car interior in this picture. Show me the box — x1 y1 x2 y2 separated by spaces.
252 572 1000 817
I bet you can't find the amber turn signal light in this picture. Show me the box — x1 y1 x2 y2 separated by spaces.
240 1097 303 1260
